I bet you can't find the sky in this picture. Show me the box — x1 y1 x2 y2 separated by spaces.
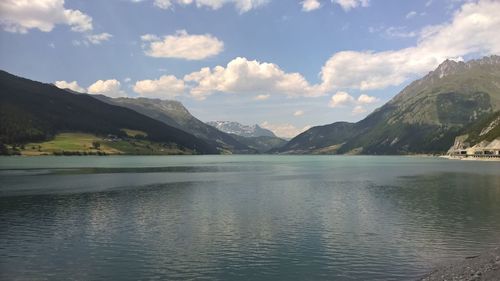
1 0 500 138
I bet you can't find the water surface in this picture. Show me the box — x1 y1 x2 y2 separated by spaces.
1 156 500 280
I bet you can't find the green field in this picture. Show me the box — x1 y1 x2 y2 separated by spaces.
19 132 193 156
121 129 148 138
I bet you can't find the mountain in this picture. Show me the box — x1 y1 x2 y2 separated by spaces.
278 55 500 154
0 70 218 154
207 121 276 138
450 110 500 148
230 134 287 153
447 110 500 156
93 96 255 154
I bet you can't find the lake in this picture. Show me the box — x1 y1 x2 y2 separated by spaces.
1 155 499 280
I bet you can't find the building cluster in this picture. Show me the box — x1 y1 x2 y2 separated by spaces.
448 136 500 159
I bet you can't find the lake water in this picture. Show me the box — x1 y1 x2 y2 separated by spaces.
1 155 499 280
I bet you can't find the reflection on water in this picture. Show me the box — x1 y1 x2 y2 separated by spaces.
0 156 499 280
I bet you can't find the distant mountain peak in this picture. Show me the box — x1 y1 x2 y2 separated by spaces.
278 54 500 155
207 121 276 138
430 55 500 80
434 59 461 78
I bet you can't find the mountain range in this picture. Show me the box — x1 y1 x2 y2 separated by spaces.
1 55 499 156
277 55 500 154
0 70 217 154
206 121 276 138
206 121 286 153
94 96 256 154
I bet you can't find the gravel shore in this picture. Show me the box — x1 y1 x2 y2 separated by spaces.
420 247 500 281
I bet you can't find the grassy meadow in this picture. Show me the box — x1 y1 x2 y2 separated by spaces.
19 132 192 156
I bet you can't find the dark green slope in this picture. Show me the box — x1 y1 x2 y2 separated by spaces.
458 111 500 145
280 122 357 153
278 55 500 154
0 70 217 154
230 134 287 153
94 96 255 154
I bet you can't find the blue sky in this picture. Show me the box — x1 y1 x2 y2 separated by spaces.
1 0 499 137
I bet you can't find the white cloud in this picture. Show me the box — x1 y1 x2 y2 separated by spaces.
254 94 270 101
328 91 355 108
352 105 367 115
301 0 321 12
133 75 185 99
85 33 112 45
384 26 417 38
320 0 500 91
329 92 379 109
0 0 92 33
87 79 126 98
154 0 173 9
406 11 417 19
293 110 304 117
72 32 113 46
334 0 370 11
54 80 85 93
184 57 321 100
260 121 311 139
153 0 269 13
142 30 223 60
357 94 379 104
141 34 160 41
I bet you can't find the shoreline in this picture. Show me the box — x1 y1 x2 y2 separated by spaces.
440 155 500 162
421 246 500 281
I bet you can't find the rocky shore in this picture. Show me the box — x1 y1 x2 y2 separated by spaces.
420 247 500 281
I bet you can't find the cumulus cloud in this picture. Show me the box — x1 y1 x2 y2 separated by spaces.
301 0 321 12
328 91 355 108
54 80 85 93
100 0 499 106
133 75 185 99
254 94 270 101
141 34 160 41
320 0 500 91
0 0 92 33
357 94 379 104
293 110 304 117
85 33 112 45
260 121 311 139
334 0 370 11
87 79 126 98
153 0 269 13
184 57 321 100
142 30 223 60
329 92 379 109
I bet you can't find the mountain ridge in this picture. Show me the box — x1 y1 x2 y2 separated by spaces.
0 70 218 154
277 55 500 155
93 96 255 154
207 121 276 138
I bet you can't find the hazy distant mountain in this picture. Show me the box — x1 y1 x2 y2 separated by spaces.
0 70 217 154
94 96 255 154
207 121 276 138
278 55 500 154
230 134 287 153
